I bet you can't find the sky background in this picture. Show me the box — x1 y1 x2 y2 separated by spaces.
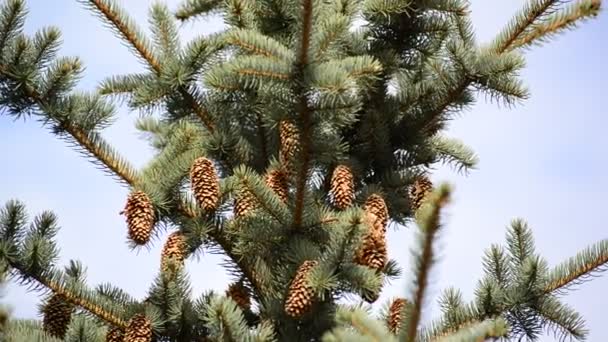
1 0 606 340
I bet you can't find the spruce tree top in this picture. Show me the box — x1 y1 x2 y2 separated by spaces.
0 0 606 341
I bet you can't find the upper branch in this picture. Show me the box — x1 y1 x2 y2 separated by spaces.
83 0 215 132
492 0 561 53
86 0 161 71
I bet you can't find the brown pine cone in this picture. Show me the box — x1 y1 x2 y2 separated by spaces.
265 169 289 203
387 298 408 333
106 326 124 342
226 282 251 311
42 294 73 339
161 231 186 271
364 194 389 233
354 231 388 271
279 120 300 175
234 189 256 218
122 191 155 245
190 157 220 212
125 314 152 342
284 260 318 318
409 176 433 212
330 164 355 210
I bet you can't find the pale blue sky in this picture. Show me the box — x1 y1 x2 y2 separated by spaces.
1 0 606 341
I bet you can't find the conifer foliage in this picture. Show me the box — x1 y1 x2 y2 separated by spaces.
0 0 607 341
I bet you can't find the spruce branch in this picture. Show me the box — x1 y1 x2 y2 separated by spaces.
311 13 350 61
0 64 139 186
431 318 508 342
362 0 413 19
81 0 215 131
418 304 483 342
81 0 160 71
0 0 26 58
149 2 180 59
10 266 128 330
226 28 295 61
543 239 608 294
427 135 479 174
97 73 154 99
324 306 396 342
505 218 536 267
39 56 83 101
176 208 263 301
403 183 452 342
537 295 587 341
420 80 470 135
202 294 250 342
30 27 62 69
491 0 563 54
175 0 223 22
59 126 139 186
482 244 512 288
511 0 602 51
3 319 62 342
0 201 129 330
232 166 292 226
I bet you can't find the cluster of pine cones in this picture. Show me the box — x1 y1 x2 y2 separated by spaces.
86 120 435 339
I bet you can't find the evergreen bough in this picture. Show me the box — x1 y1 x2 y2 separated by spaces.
0 0 606 341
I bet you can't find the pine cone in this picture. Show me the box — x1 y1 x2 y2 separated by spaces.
364 194 389 233
234 190 256 218
42 294 73 339
387 298 408 333
190 157 220 212
161 231 186 271
330 164 355 210
106 327 124 342
125 314 152 342
279 120 300 174
122 191 155 245
285 260 318 318
265 169 289 203
409 176 433 212
226 282 251 311
354 227 388 271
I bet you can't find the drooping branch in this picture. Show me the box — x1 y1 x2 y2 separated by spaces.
9 265 128 330
0 64 138 187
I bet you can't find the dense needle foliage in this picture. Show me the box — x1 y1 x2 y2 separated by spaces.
0 0 606 341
